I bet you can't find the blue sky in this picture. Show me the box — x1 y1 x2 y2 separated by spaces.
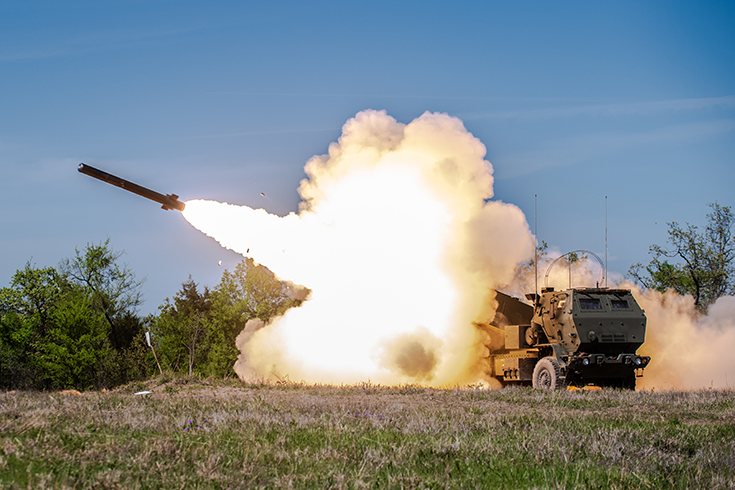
1 1 733 314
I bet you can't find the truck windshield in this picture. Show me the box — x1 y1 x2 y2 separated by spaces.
579 298 602 310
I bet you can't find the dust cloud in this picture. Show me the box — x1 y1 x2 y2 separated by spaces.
632 287 735 390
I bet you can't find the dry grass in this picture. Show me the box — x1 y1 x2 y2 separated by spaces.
1 375 734 489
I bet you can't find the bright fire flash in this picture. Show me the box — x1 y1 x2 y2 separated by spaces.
183 110 535 386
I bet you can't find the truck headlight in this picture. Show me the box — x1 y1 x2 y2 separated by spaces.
582 357 590 366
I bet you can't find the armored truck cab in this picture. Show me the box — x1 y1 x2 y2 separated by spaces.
478 287 651 389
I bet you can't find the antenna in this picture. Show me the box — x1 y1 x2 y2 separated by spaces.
534 194 538 303
605 196 608 288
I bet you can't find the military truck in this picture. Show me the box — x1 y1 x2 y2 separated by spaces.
476 287 651 389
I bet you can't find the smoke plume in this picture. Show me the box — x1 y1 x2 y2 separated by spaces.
182 109 735 390
183 110 535 385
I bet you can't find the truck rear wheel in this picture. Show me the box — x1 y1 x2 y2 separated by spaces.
533 357 562 389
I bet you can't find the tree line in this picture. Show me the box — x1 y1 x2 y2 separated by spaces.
0 239 301 391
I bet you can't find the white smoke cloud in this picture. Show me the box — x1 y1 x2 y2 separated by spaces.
183 110 535 385
181 109 735 391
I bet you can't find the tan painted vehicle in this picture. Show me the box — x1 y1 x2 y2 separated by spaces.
477 262 651 389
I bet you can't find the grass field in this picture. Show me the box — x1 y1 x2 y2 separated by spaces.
1 376 734 489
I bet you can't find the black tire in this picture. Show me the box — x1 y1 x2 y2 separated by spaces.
532 356 563 389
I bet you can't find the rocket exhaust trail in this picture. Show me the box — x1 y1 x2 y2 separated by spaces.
77 163 186 211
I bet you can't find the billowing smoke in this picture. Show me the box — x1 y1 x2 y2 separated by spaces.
506 248 608 299
631 287 735 390
181 109 735 390
183 110 535 385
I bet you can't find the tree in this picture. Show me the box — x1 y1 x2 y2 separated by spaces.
216 258 300 321
151 259 303 377
204 258 303 377
0 241 152 390
153 277 211 375
36 288 112 389
628 202 734 311
0 308 37 389
0 264 62 337
58 240 151 386
59 238 145 351
0 264 65 388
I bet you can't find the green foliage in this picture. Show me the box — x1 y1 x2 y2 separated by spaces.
36 289 111 390
59 238 145 351
153 277 211 375
0 310 37 389
0 264 62 335
0 264 67 389
217 258 301 320
1 242 302 389
152 258 301 378
629 203 734 310
58 240 152 387
0 241 153 390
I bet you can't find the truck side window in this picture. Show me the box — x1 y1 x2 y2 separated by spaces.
611 299 629 309
579 298 602 310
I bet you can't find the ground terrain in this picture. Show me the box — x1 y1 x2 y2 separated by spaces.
1 376 734 489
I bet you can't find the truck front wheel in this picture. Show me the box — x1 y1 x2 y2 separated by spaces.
533 357 563 389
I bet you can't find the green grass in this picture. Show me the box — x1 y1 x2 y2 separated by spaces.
1 376 734 489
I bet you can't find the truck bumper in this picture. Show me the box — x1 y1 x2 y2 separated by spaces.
566 353 650 380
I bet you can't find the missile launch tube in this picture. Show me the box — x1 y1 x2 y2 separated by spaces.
78 163 186 211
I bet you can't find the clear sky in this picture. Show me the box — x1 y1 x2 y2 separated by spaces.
1 1 733 315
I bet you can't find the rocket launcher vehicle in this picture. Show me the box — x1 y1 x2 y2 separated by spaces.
78 163 186 211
